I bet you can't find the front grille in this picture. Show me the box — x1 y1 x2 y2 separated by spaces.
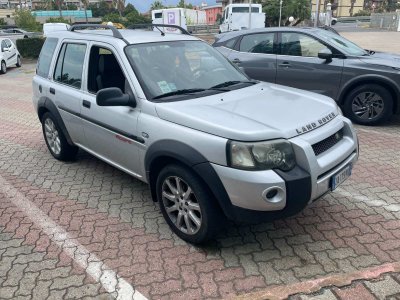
312 129 344 156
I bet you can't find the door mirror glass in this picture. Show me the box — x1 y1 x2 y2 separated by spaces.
97 87 136 107
318 48 333 61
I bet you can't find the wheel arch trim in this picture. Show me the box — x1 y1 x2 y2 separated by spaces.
338 74 400 113
37 96 74 145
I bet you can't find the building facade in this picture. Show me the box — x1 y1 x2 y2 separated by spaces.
202 3 222 24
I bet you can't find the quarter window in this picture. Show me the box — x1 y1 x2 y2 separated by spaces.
1 40 6 52
37 38 58 78
240 33 275 54
281 33 326 57
53 43 86 89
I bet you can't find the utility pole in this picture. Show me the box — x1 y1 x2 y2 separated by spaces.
314 0 320 27
248 0 252 29
279 0 282 27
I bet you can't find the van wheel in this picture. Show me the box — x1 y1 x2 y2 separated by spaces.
16 56 22 67
156 164 222 244
42 112 78 161
0 61 6 74
343 84 393 125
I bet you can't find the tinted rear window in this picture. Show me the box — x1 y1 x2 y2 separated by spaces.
37 38 58 78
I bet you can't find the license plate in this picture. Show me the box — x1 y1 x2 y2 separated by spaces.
331 164 352 191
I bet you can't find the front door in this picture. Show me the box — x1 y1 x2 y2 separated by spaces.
228 32 277 83
79 43 142 177
276 32 344 99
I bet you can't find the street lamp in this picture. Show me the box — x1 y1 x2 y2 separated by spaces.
325 2 332 27
279 0 283 27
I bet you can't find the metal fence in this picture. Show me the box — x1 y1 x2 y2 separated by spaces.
370 13 400 31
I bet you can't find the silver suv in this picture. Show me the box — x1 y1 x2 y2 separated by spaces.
32 25 358 243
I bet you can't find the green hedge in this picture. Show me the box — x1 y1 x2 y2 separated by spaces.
16 38 45 59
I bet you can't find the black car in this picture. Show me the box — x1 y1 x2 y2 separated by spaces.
214 27 400 125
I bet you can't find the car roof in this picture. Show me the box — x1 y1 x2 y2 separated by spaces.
46 28 200 45
216 27 322 42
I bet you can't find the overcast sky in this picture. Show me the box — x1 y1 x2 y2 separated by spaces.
129 0 217 12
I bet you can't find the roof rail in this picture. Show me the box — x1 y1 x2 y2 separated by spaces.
127 24 190 36
69 24 129 44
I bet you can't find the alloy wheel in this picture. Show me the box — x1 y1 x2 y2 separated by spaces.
161 176 202 235
352 91 384 120
44 118 61 155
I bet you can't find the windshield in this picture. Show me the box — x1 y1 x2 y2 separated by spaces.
316 30 368 56
125 40 249 101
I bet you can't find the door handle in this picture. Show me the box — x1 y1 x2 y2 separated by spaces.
279 62 291 68
39 85 42 93
82 100 91 109
49 87 55 95
232 58 241 64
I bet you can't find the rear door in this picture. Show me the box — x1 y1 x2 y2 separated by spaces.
276 32 344 99
227 32 277 83
49 41 87 144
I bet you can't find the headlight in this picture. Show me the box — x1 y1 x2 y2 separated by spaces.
227 139 296 171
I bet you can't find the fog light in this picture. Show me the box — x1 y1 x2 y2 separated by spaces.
262 186 285 204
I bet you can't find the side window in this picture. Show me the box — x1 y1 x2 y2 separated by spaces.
87 46 127 94
224 38 237 49
5 40 12 48
281 33 326 57
54 43 86 89
239 33 275 54
37 38 58 78
1 41 6 52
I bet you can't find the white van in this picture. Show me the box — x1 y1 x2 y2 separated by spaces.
43 23 70 37
152 8 206 32
220 4 265 33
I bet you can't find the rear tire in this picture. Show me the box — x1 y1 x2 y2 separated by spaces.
0 61 6 74
343 84 393 125
16 56 22 67
156 164 222 244
42 112 78 161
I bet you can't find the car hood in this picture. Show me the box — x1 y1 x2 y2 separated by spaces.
155 82 340 141
359 51 400 69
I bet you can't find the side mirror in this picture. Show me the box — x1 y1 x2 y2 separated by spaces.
96 87 136 107
318 48 333 62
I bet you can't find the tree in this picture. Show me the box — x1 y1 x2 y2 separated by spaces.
124 3 139 16
102 12 122 23
14 9 41 32
151 1 164 10
89 1 116 18
125 11 151 26
262 0 310 26
0 18 6 26
46 17 71 24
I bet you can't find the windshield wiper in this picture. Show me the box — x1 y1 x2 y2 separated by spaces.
152 88 206 100
209 80 257 89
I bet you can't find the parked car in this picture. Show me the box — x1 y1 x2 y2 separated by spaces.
213 27 400 125
2 28 41 38
0 37 21 74
32 24 358 243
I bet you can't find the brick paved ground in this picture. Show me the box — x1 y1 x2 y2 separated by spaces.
0 51 399 300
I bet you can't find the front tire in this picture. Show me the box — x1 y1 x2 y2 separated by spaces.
156 164 222 244
42 112 78 161
343 84 393 125
0 61 6 74
16 56 22 67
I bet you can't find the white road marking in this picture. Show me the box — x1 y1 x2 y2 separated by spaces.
0 175 147 300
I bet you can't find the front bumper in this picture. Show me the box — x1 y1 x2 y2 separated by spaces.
209 116 358 223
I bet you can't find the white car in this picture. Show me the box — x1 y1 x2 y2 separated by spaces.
0 38 21 74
